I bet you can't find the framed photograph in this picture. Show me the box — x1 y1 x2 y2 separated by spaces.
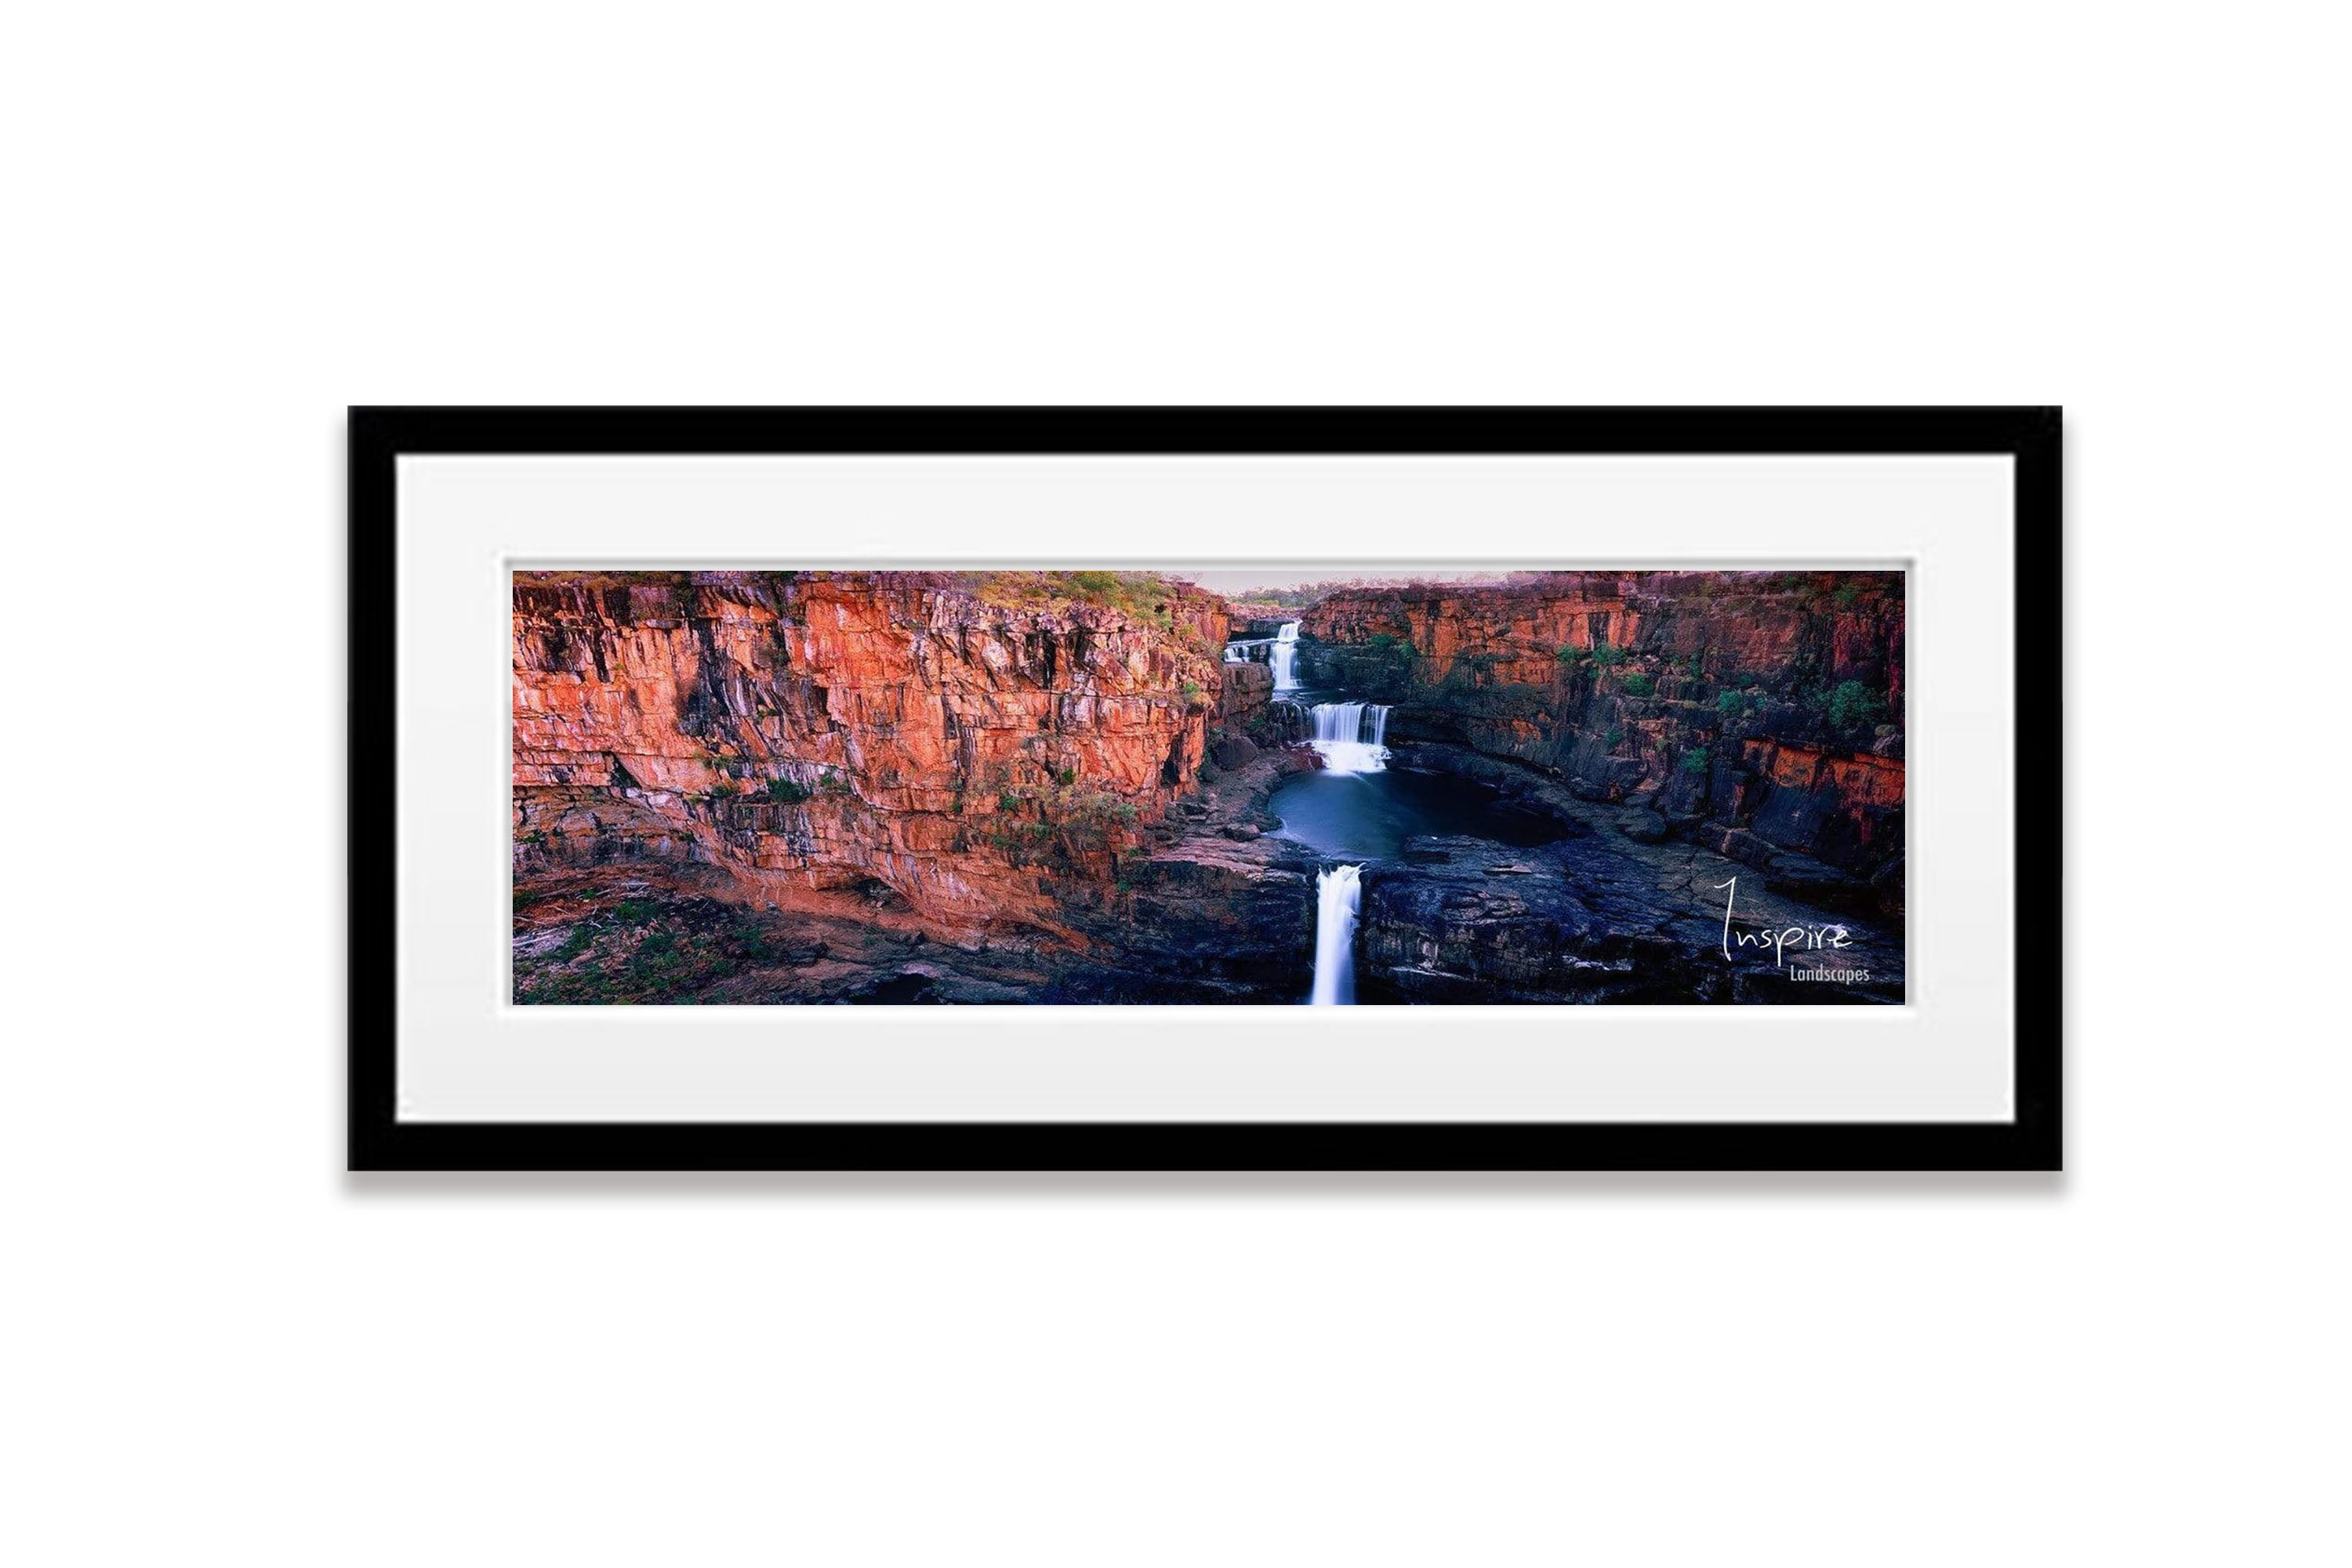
350 407 2060 1170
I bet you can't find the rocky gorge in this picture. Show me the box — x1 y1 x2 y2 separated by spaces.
512 570 1906 1004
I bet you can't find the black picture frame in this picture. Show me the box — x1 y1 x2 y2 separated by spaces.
350 406 2061 1171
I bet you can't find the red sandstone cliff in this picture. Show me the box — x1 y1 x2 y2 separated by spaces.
1298 571 1906 891
513 571 1228 930
1301 572 1901 702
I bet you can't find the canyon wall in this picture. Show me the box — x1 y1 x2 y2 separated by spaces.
1298 572 1905 903
513 571 1228 931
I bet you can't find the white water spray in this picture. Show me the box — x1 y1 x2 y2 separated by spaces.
1307 701 1392 774
1311 864 1363 1005
1269 621 1301 691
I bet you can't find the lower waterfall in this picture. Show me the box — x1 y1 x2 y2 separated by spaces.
1308 701 1392 775
1311 864 1363 1006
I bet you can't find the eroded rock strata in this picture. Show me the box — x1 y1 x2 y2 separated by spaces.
1298 573 1906 899
512 570 1906 1004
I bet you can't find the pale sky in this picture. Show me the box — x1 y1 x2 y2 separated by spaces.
1169 568 1507 595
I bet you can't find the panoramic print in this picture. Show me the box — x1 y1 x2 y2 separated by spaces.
512 569 1906 1004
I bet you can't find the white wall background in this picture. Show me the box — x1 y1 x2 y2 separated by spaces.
5 5 2343 1564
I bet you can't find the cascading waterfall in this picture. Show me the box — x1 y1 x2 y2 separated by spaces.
1307 701 1392 775
1269 621 1301 691
1310 864 1363 1006
1268 633 1387 1000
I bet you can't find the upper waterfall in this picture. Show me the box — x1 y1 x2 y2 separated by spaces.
1269 621 1301 691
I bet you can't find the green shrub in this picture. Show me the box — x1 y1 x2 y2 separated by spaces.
1716 691 1748 719
555 924 596 961
1681 654 1703 679
1621 673 1655 698
1680 747 1711 775
1054 789 1142 855
1831 583 1864 611
1180 680 1203 703
624 927 683 980
730 919 783 965
1606 728 1624 749
1555 644 1587 662
996 791 1021 813
706 779 740 800
764 778 809 804
1589 644 1627 668
1056 766 1078 786
612 898 659 927
1826 680 1885 732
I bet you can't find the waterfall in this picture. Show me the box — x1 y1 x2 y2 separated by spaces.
1311 864 1362 1005
1270 621 1301 691
1307 701 1392 774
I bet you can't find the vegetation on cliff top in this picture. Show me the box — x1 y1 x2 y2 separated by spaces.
950 570 1193 629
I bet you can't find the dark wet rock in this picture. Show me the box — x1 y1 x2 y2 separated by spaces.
1705 825 1780 871
1653 763 1711 818
1350 804 1905 1005
1209 733 1261 771
1619 810 1671 844
1759 851 1871 915
1566 756 1646 802
1870 854 1907 916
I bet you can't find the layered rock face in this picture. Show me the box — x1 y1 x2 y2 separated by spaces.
1217 658 1272 728
513 571 1226 931
1298 572 1905 908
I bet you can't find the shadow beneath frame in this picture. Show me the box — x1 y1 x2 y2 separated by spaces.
343 1168 2067 1200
